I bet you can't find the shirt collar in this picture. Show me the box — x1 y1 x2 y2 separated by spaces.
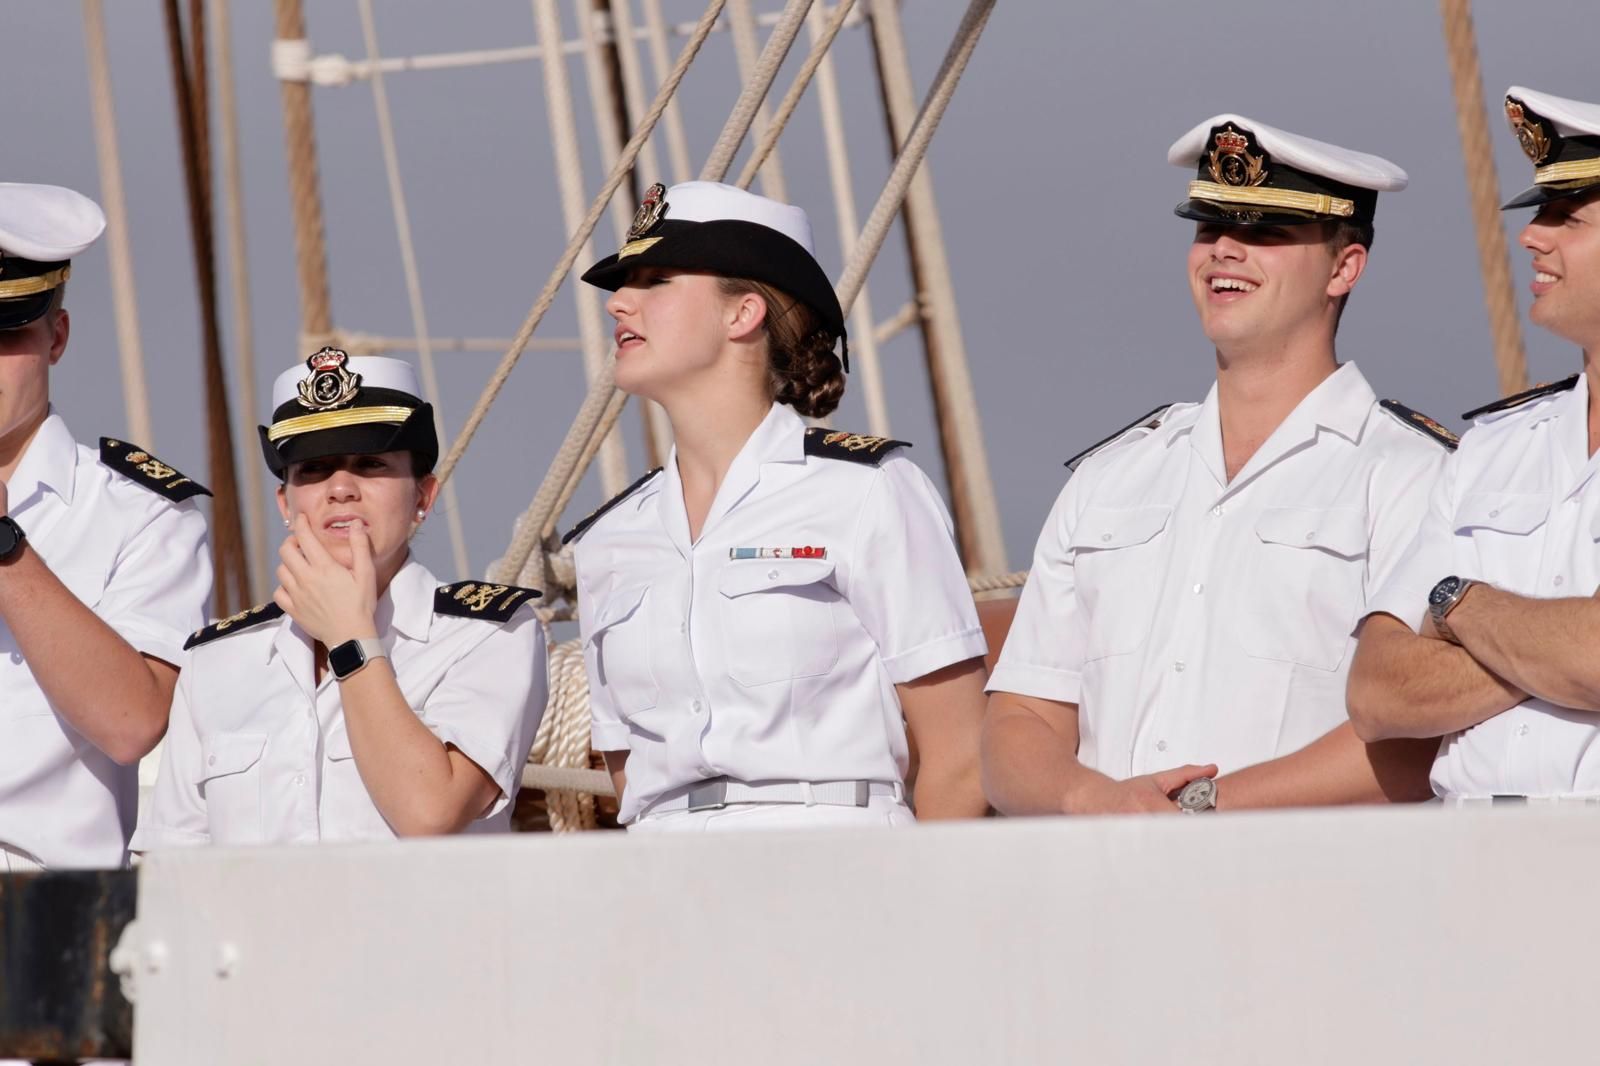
376 554 435 641
659 403 806 548
7 408 79 508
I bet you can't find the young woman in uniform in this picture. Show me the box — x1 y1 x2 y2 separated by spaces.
134 350 547 846
566 180 989 831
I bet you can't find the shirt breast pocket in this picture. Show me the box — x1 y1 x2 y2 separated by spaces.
717 559 840 687
1235 506 1368 671
1454 491 1550 544
199 731 267 843
586 583 659 715
1068 505 1172 660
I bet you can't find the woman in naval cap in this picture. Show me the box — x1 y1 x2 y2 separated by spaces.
134 350 548 846
566 180 989 832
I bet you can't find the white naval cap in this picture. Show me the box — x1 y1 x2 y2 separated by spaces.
1502 87 1600 209
260 348 435 478
648 180 817 254
268 351 421 409
1168 114 1406 227
0 182 106 262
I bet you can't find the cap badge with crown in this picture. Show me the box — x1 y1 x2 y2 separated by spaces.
629 182 668 240
1208 126 1267 188
296 346 363 411
1505 98 1552 164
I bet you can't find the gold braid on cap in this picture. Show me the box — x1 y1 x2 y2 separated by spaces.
266 405 416 442
0 266 70 300
1187 181 1356 218
1535 158 1600 186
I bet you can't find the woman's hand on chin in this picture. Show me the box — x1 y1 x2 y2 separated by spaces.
274 513 380 645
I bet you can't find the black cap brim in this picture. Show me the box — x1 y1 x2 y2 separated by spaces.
1502 180 1600 211
1174 199 1334 227
259 404 438 480
581 219 846 340
0 291 56 331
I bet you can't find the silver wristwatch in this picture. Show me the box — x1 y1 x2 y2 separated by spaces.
1175 777 1217 814
1428 575 1478 645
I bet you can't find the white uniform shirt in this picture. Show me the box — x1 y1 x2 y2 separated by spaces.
989 364 1448 778
131 557 547 846
0 410 211 868
574 403 987 824
1368 372 1600 798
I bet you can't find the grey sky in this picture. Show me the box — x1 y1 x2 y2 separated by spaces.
4 1 1590 601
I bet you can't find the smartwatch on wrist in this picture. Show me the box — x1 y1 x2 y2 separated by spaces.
0 517 26 563
328 637 387 680
1428 576 1478 645
1175 777 1217 814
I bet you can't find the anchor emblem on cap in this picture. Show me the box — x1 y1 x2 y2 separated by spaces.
1207 125 1268 188
628 182 668 240
296 346 362 411
1505 98 1551 165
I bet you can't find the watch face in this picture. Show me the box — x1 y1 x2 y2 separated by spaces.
0 518 22 560
328 639 367 678
1176 778 1216 811
1429 576 1463 608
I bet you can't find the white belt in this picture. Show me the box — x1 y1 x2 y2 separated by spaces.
646 778 903 815
1447 795 1600 808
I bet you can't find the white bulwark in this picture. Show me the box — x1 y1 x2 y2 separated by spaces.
124 810 1593 1063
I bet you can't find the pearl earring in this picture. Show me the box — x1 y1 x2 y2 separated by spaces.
415 510 426 521
283 517 291 528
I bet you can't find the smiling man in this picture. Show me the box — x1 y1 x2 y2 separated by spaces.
1347 88 1600 804
982 115 1448 816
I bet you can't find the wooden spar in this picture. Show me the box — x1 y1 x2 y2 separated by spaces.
1439 0 1527 397
209 0 271 596
81 0 155 448
163 0 251 614
273 0 335 343
864 0 1006 577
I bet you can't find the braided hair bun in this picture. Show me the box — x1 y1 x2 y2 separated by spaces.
719 277 845 418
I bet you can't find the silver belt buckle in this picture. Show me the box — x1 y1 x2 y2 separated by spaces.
686 778 729 812
854 780 871 807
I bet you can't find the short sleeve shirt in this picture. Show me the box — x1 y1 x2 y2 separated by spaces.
1367 372 1600 798
0 410 211 868
131 557 548 847
574 403 987 823
988 364 1448 779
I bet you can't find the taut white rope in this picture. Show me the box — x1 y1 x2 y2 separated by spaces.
727 0 790 200
356 0 473 578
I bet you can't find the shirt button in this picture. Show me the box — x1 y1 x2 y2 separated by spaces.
1173 660 1186 673
1554 576 1565 587
1156 740 1168 752
690 699 704 715
1192 583 1204 595
679 622 689 634
1305 531 1316 541
207 755 217 766
294 774 306 786
1100 533 1112 542
767 569 779 580
1517 724 1530 737
1488 509 1500 518
1211 505 1223 517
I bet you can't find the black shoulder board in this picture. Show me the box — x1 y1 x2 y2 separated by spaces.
1379 400 1458 450
435 581 542 622
560 467 663 545
100 438 212 502
802 428 911 466
183 602 284 651
1461 374 1579 421
1065 405 1171 471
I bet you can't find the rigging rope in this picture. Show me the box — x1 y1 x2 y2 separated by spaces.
734 0 854 190
727 0 790 200
1439 0 1527 397
434 0 729 493
354 0 474 579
